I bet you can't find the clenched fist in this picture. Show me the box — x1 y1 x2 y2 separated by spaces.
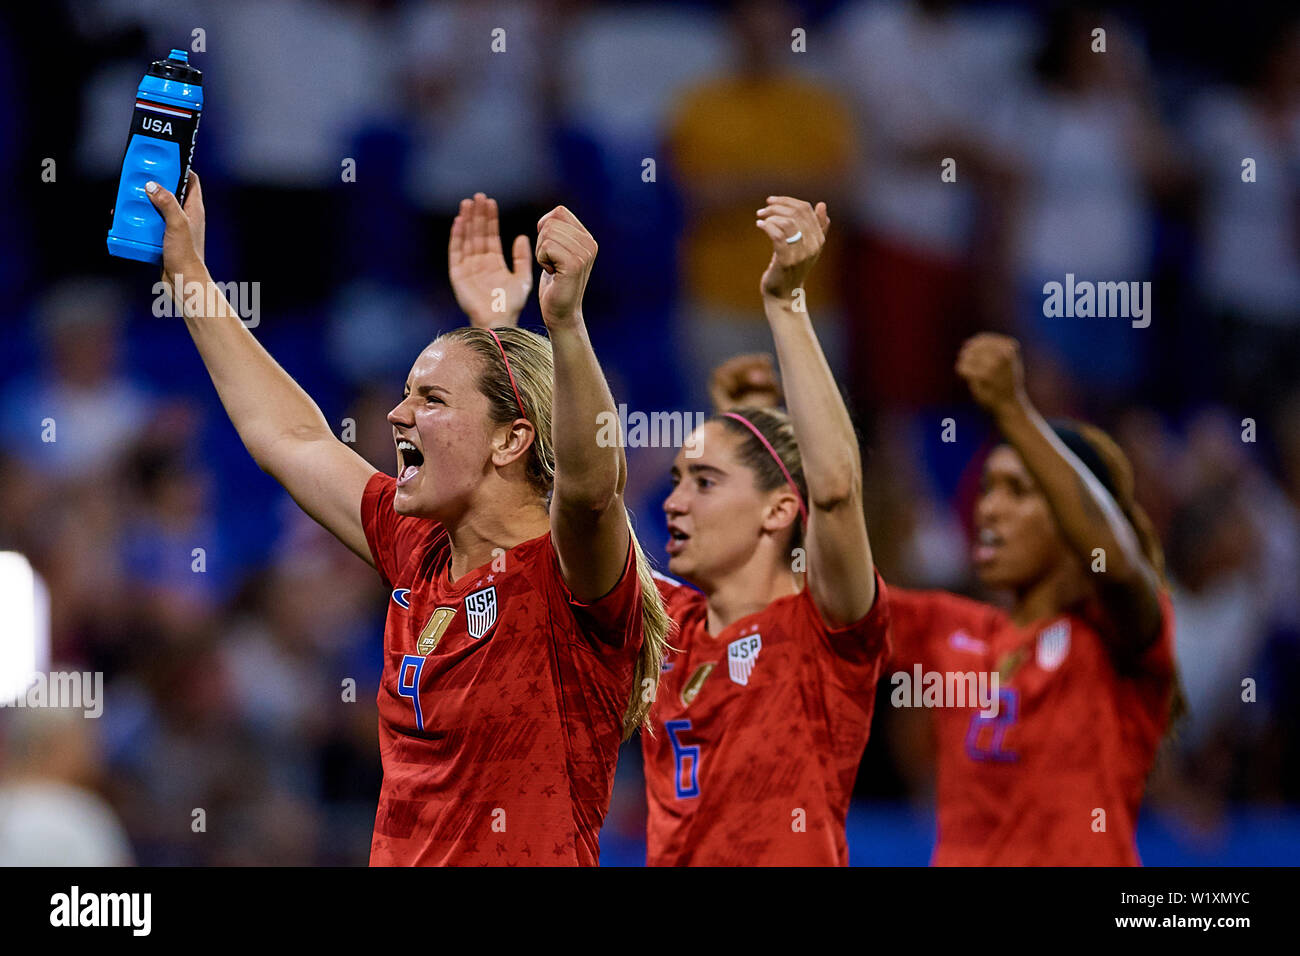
756 196 830 302
535 206 597 327
709 353 783 413
956 333 1027 416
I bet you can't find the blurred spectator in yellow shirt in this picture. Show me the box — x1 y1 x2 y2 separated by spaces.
667 0 857 401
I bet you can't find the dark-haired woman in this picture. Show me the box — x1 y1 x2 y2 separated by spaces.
884 333 1178 865
642 198 891 866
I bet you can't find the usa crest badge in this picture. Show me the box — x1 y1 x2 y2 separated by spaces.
727 634 762 685
1035 620 1070 671
465 585 498 640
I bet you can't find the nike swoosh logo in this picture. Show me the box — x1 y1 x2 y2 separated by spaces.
948 630 987 653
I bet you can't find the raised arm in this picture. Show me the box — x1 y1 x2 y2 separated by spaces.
756 197 876 625
957 333 1163 647
533 206 631 602
448 192 532 329
147 173 377 565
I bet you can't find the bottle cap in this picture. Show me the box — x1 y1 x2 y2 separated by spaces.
148 49 202 86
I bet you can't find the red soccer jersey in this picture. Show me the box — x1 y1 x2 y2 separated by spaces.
888 587 1176 865
642 571 890 865
360 472 644 866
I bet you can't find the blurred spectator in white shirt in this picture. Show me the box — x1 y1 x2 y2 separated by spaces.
0 705 133 866
830 0 1032 409
1186 19 1300 410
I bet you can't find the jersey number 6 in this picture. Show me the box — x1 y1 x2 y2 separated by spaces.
665 719 701 799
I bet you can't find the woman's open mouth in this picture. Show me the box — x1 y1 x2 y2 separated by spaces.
973 527 1003 564
396 439 425 487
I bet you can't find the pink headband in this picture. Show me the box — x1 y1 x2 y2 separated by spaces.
485 327 526 418
722 411 808 524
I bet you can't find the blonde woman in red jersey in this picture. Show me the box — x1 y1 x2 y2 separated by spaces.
144 175 670 866
720 335 1178 865
638 198 891 866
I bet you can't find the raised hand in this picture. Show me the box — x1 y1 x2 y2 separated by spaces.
144 169 207 289
956 333 1027 417
755 196 830 302
448 192 532 328
708 353 783 413
535 206 597 327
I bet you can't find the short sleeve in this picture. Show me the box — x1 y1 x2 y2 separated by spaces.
885 587 1001 671
652 571 700 616
801 569 891 668
885 587 941 670
547 534 644 654
360 472 440 587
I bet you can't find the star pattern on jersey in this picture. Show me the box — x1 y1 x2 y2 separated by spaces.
642 573 892 866
367 471 646 867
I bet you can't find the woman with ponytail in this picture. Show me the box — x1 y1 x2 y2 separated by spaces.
146 177 668 865
641 197 891 866
883 333 1179 865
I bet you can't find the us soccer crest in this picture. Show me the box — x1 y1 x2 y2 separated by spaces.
727 634 762 685
465 585 498 640
1035 620 1070 671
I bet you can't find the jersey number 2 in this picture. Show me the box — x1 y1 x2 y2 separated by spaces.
964 688 1018 762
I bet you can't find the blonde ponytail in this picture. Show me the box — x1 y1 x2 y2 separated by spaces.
624 526 675 739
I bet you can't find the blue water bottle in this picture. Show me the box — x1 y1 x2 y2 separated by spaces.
107 49 203 264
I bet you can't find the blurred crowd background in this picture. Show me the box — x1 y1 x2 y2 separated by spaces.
0 0 1297 865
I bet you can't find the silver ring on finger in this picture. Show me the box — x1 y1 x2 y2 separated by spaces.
785 231 803 244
